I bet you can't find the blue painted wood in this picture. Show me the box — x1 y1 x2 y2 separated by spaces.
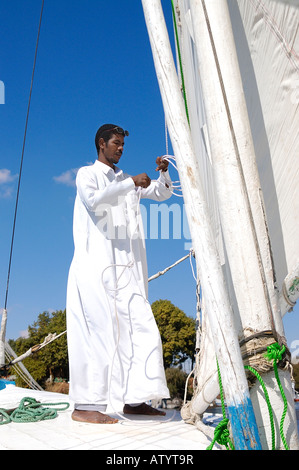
227 396 262 450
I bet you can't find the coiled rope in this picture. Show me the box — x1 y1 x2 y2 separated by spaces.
0 397 69 425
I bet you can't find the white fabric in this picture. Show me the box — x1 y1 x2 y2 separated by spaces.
230 0 299 289
74 402 141 412
175 0 299 418
75 403 107 412
66 160 171 411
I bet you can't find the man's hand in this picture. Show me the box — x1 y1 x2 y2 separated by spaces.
132 173 151 188
155 156 169 172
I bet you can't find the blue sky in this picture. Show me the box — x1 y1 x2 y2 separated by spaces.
0 1 297 360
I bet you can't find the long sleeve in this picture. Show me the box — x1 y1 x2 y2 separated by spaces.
140 170 172 201
76 165 135 212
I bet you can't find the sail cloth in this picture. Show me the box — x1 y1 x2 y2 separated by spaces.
175 0 299 294
229 0 299 291
173 0 298 422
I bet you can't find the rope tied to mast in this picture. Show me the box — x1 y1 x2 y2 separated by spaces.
264 343 289 451
245 343 290 450
240 328 291 385
207 342 290 451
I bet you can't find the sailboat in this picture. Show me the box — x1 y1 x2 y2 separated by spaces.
142 0 299 450
0 0 298 450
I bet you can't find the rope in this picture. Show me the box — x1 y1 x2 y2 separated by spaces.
207 343 290 450
264 343 289 450
159 155 183 197
148 251 193 282
3 0 44 313
206 360 234 450
244 343 289 450
170 0 190 124
244 365 275 450
0 397 69 425
0 0 45 370
8 330 66 367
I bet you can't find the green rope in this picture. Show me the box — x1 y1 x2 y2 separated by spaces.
0 397 69 425
0 409 11 425
244 365 275 450
206 360 234 450
207 342 290 451
264 343 289 450
170 0 190 124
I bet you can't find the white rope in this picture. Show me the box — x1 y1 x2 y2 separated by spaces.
101 188 178 425
5 342 43 390
0 309 8 367
160 155 184 197
148 250 194 281
8 330 67 366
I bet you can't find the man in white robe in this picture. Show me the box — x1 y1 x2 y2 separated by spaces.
66 124 172 423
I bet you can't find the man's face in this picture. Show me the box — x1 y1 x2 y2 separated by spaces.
99 133 125 168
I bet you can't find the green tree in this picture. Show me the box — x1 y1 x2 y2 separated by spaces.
293 363 299 390
9 310 68 387
152 299 196 369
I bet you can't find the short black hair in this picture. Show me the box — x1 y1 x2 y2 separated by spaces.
95 124 126 154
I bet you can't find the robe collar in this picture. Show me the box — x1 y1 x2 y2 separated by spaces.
94 159 123 178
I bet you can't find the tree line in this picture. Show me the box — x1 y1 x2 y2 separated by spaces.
8 301 299 396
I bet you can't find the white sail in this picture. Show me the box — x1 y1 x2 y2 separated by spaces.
230 0 299 302
168 0 299 449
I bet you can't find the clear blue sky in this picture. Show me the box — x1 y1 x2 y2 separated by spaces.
0 1 297 360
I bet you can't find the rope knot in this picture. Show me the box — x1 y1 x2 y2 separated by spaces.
214 418 230 445
264 342 285 363
207 418 233 450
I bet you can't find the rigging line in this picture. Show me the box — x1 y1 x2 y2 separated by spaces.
3 0 45 311
170 0 190 124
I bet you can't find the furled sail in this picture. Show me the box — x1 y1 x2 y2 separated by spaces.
174 0 299 312
230 0 299 298
169 0 298 449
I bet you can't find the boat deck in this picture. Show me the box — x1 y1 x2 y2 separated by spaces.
0 385 221 451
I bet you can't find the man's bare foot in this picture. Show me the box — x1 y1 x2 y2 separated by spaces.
123 403 166 416
71 409 118 424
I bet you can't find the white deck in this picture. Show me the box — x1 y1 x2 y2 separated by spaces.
0 385 221 451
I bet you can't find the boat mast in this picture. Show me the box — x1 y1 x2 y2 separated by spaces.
142 0 262 450
187 0 298 449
